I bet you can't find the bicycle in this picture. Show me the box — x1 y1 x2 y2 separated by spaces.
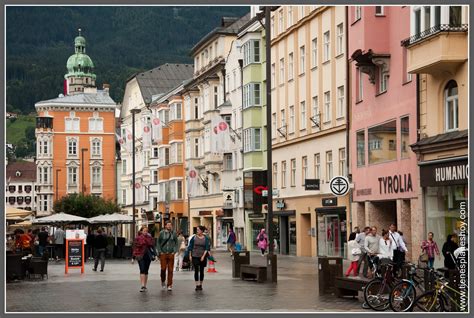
389 263 426 312
411 270 465 312
364 259 398 311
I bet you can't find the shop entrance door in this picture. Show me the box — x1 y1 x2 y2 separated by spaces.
317 214 342 257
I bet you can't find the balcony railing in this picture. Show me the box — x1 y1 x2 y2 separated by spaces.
401 24 468 47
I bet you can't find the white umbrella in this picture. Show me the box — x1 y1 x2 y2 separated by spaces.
32 212 89 225
88 213 133 244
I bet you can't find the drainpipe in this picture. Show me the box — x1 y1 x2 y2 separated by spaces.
222 68 226 103
416 74 420 142
345 6 352 234
238 58 244 248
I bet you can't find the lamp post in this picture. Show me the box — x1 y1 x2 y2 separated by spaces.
81 148 88 194
130 108 141 241
55 169 61 200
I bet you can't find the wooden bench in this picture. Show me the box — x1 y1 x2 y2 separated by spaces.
240 265 267 283
334 276 370 298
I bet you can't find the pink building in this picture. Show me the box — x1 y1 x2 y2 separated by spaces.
348 6 421 260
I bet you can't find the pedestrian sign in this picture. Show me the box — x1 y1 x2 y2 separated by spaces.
329 176 349 196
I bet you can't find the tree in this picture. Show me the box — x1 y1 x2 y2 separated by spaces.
53 193 121 218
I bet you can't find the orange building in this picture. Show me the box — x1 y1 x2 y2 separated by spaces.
151 88 187 232
34 32 117 215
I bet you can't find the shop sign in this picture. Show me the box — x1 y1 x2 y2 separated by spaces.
276 200 285 209
322 197 338 206
378 174 413 194
329 176 349 196
65 239 84 274
420 159 468 187
305 179 320 190
199 211 212 216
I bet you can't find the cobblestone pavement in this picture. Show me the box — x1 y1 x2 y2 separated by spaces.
6 252 365 312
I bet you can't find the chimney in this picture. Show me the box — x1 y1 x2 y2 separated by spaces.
103 83 110 94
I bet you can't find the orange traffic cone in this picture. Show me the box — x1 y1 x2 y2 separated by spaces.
207 260 217 273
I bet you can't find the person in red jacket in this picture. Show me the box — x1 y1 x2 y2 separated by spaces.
132 226 154 292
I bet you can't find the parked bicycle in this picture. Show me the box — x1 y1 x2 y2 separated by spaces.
363 260 398 311
411 269 465 312
389 263 426 312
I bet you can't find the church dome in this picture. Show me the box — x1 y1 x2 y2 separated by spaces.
65 29 96 78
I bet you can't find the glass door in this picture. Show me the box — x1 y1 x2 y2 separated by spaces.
317 214 342 257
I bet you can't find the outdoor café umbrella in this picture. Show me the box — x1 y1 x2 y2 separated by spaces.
88 213 133 244
6 207 33 219
8 220 33 229
32 212 89 225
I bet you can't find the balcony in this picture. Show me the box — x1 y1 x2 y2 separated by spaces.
402 24 468 75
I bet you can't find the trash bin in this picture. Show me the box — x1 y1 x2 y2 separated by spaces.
317 256 343 295
232 250 250 278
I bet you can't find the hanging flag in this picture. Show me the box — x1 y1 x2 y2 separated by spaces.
142 122 152 150
210 116 231 153
116 133 126 150
134 182 143 203
151 115 162 143
210 116 220 153
186 165 199 197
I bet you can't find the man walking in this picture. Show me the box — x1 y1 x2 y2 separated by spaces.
54 227 65 261
227 227 236 255
157 221 178 291
37 227 49 257
356 226 370 277
389 224 408 277
364 226 381 278
93 229 108 272
86 230 96 260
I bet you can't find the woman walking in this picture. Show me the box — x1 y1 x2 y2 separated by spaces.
132 226 154 292
256 228 268 256
175 231 186 271
442 234 459 271
346 232 360 277
421 232 440 269
187 226 211 291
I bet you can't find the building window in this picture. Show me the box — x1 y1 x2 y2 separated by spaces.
68 139 77 156
378 68 389 93
272 113 277 139
243 40 260 66
289 106 295 133
300 101 306 130
336 23 344 55
368 120 397 164
324 91 331 123
224 153 233 170
153 147 159 158
400 116 410 159
323 31 330 62
153 170 158 184
92 166 101 186
288 52 294 80
299 45 305 74
312 38 318 68
194 138 199 157
177 180 183 199
375 6 384 16
68 167 77 186
445 80 459 131
326 151 333 181
357 68 363 102
450 6 462 26
273 163 278 188
122 159 127 175
312 96 319 125
194 98 199 119
357 130 365 166
314 153 320 180
278 9 284 33
121 189 126 205
271 63 276 88
337 86 345 118
65 117 80 132
339 148 346 176
302 156 308 183
355 6 362 22
279 58 285 84
281 160 287 188
290 159 296 187
271 16 275 37
402 47 412 83
243 128 261 153
287 6 293 26
280 109 286 129
165 148 170 165
92 139 101 157
89 117 103 132
170 103 182 120
243 83 261 108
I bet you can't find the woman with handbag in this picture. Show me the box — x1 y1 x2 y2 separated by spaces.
346 232 360 277
187 225 211 291
421 232 440 269
132 226 154 292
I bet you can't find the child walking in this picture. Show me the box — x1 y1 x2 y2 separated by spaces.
346 232 361 277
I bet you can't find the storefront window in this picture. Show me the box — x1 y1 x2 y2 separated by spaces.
401 116 410 159
368 120 397 164
357 130 365 166
425 185 468 268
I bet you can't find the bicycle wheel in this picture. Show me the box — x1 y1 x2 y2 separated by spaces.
364 278 392 311
390 280 417 312
411 291 445 312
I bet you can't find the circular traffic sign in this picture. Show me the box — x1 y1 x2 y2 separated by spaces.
329 176 349 196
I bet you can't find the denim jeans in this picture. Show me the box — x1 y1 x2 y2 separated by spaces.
428 257 435 269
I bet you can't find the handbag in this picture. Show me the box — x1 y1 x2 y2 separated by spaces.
419 250 429 263
351 247 362 256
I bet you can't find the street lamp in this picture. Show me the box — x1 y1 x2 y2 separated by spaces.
81 148 88 194
130 107 141 241
55 169 61 200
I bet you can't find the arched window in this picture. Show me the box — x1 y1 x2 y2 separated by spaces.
445 80 458 131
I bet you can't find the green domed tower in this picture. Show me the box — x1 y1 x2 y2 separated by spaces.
64 29 97 95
